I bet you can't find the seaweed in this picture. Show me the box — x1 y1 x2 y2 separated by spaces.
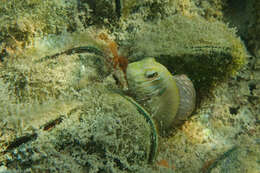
35 46 104 63
118 94 158 163
201 146 238 173
2 133 38 155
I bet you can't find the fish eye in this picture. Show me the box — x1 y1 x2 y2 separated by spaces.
145 71 158 78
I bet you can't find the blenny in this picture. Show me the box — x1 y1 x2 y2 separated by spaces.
126 58 196 135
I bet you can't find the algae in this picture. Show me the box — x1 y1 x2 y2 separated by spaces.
2 85 153 172
0 0 80 46
248 0 260 57
0 0 259 172
124 14 247 98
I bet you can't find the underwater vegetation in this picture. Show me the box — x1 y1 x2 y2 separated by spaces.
0 0 259 172
124 14 248 100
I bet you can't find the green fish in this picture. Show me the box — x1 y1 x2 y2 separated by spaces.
126 58 196 135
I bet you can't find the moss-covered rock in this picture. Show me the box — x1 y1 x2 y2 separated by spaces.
2 85 153 172
0 0 80 45
79 0 119 26
0 29 156 172
123 14 247 99
248 0 260 57
0 0 258 172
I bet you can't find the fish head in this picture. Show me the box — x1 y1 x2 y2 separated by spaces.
126 58 172 99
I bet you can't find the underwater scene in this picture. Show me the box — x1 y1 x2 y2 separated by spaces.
0 0 259 172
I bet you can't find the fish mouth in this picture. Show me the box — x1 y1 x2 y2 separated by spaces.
128 78 167 99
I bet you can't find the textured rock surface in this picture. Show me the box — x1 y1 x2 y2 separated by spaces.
0 0 259 172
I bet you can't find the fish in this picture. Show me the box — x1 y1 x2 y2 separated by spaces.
126 57 196 135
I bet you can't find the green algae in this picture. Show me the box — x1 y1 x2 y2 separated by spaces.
119 94 158 163
0 30 156 172
0 0 257 172
1 85 153 172
0 45 156 170
248 0 260 57
0 0 80 45
125 14 247 99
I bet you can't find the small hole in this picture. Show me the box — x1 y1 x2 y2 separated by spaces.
248 83 256 95
229 106 240 115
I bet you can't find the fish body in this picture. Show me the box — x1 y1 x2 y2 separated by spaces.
126 58 196 135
